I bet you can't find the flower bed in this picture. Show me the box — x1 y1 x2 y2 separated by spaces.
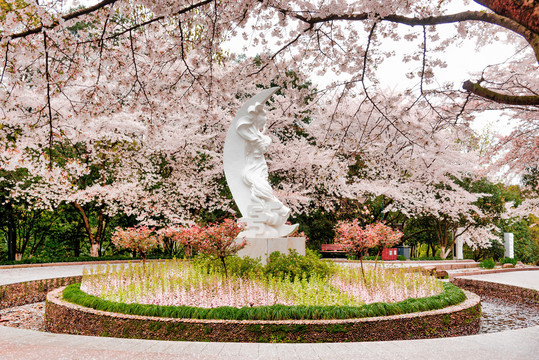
45 286 481 342
77 259 444 311
42 257 483 342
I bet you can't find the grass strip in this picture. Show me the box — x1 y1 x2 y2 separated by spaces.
62 282 465 321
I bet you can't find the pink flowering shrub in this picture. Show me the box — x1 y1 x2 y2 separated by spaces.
365 222 403 267
197 218 246 277
111 226 162 263
334 219 377 259
368 222 403 249
334 220 403 283
159 225 202 258
334 220 403 257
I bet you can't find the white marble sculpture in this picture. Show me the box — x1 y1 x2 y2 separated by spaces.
223 87 298 238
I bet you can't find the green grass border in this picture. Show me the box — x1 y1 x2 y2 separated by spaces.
62 282 465 321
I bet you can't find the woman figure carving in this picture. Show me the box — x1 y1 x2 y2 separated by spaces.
236 102 291 233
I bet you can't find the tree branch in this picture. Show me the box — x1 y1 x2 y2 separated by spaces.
290 10 539 61
103 0 214 41
0 41 9 84
3 0 119 41
462 80 539 105
2 0 214 42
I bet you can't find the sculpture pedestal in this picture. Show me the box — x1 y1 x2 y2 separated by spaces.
237 237 305 265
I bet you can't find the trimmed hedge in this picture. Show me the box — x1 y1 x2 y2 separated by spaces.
63 282 465 321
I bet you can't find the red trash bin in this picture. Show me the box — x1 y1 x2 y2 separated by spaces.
382 248 398 260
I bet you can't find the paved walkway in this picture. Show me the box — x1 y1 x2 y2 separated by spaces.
1 265 538 360
0 264 90 286
457 270 539 291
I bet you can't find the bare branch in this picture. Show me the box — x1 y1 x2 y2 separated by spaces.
43 31 54 169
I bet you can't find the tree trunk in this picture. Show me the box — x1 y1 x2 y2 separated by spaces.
73 202 106 257
473 0 539 34
74 235 81 257
440 246 451 260
90 243 100 257
7 207 16 261
4 202 19 261
220 257 228 278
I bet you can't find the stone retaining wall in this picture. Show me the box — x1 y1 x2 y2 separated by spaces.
451 278 539 308
0 276 82 310
45 287 481 343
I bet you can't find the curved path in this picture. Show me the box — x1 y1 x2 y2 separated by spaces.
1 265 538 360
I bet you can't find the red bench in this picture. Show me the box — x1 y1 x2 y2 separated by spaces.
320 244 348 257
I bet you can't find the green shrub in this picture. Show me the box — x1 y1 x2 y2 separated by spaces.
346 255 377 260
479 258 496 269
410 256 443 261
193 254 263 278
500 257 517 266
397 255 406 261
264 249 335 281
467 238 505 262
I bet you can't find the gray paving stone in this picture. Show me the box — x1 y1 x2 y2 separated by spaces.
217 341 243 356
237 342 260 359
256 343 280 359
457 270 539 290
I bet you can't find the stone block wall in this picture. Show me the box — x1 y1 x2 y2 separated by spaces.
45 287 481 343
0 276 82 310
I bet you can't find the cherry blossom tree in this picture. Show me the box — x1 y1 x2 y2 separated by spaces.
1 0 536 258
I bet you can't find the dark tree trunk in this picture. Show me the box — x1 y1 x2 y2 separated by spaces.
73 229 81 257
6 203 16 261
430 243 436 258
